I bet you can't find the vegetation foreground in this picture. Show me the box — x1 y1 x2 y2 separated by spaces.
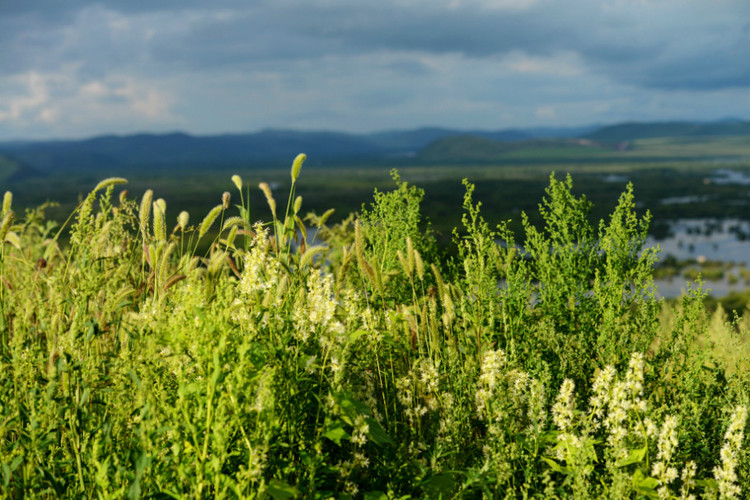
0 154 749 499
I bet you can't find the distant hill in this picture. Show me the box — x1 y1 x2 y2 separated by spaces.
585 120 750 143
419 136 510 162
0 127 560 174
367 127 530 155
0 154 42 183
1 120 748 174
0 131 387 173
418 136 611 163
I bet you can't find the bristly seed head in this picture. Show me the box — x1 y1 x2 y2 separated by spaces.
139 189 154 235
222 191 231 209
93 177 127 193
0 210 14 241
291 153 306 183
293 195 302 214
153 201 166 242
177 211 189 231
231 174 243 192
2 191 12 215
258 182 276 217
199 204 223 239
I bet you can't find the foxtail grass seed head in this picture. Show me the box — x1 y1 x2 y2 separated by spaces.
259 182 276 217
155 198 166 214
2 191 12 215
318 208 335 226
93 177 127 193
199 204 223 239
291 153 306 183
414 249 424 280
0 210 14 241
231 174 243 191
177 211 189 231
293 195 302 214
222 191 231 209
153 201 166 241
221 216 249 231
119 189 128 204
140 189 154 233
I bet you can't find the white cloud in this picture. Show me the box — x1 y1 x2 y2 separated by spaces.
0 72 50 123
504 52 584 76
535 106 556 120
1 0 749 139
111 80 174 120
446 0 538 10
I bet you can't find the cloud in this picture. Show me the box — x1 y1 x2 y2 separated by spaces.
5 1 750 89
0 66 181 138
1 0 749 139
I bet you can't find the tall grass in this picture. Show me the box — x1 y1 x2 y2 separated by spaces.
0 158 748 498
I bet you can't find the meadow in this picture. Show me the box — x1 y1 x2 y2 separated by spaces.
1 152 749 498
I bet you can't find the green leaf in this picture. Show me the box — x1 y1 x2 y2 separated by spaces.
363 492 388 500
631 469 658 498
267 479 299 500
424 472 458 497
366 417 392 445
616 444 647 467
323 421 350 446
542 457 570 475
696 478 718 491
334 391 373 424
347 329 367 344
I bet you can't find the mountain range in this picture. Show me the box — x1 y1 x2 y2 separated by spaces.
0 120 748 180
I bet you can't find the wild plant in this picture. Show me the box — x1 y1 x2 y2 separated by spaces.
0 157 748 499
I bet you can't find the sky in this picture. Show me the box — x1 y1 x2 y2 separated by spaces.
1 0 750 141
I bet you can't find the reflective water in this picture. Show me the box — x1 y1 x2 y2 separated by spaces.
647 219 750 297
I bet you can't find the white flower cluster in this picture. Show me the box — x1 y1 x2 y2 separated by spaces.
336 414 370 495
231 225 284 334
552 379 576 432
397 357 441 426
651 415 679 499
600 352 648 461
475 349 507 414
293 268 342 343
338 288 377 335
714 405 747 499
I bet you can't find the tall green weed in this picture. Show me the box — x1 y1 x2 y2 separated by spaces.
0 162 747 498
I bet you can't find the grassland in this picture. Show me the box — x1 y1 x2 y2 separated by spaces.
1 160 750 497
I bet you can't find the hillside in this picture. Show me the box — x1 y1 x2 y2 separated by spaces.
418 135 510 162
586 120 750 143
0 154 42 183
417 136 611 163
1 119 749 174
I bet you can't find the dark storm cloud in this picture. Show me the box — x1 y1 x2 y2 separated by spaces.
3 0 750 90
144 0 750 91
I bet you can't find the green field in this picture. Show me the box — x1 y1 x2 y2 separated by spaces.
4 135 750 240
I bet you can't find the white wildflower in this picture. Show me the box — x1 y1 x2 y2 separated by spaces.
476 349 506 414
714 405 747 499
552 379 576 432
625 352 647 412
351 415 369 447
588 365 616 430
680 461 697 500
652 415 680 499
